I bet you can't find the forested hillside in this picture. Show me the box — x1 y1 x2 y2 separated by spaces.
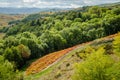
27 33 120 80
0 3 120 80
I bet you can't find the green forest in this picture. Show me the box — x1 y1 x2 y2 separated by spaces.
0 3 120 80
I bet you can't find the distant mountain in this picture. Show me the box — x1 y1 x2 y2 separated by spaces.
0 7 72 14
98 2 120 7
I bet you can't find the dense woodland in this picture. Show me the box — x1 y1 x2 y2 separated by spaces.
0 3 120 80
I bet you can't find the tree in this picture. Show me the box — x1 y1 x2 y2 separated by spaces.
74 18 82 22
0 40 4 55
18 44 31 59
112 7 120 15
0 56 15 80
16 32 42 58
62 20 72 27
4 36 19 48
103 15 120 35
60 27 83 47
40 30 67 52
87 28 97 40
82 13 91 21
36 19 41 26
6 25 20 35
19 37 41 58
88 6 102 17
54 20 64 30
30 20 35 26
3 46 23 68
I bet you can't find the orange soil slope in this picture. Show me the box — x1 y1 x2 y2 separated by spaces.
26 33 118 75
26 46 79 75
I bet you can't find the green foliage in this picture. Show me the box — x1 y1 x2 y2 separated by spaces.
78 46 95 59
0 40 4 55
40 30 67 52
74 18 82 22
3 46 23 68
4 36 19 47
60 27 82 46
0 56 15 80
113 33 120 56
18 44 31 59
88 6 102 17
0 3 120 70
17 32 42 58
112 7 120 15
73 47 120 80
103 15 120 35
54 20 64 30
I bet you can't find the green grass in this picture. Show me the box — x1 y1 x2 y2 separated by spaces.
24 67 52 80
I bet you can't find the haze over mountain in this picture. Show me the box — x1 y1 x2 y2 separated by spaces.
0 7 72 14
0 0 119 14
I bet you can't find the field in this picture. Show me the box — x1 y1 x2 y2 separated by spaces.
0 14 26 27
0 33 5 39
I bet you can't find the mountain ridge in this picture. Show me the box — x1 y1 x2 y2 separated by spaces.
0 7 72 14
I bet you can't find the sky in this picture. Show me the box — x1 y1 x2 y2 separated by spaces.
0 0 120 8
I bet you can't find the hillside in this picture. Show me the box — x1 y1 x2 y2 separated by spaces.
25 33 118 80
0 14 25 27
0 2 120 80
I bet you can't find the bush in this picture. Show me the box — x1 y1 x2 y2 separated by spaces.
18 44 31 59
3 46 24 68
0 56 15 80
113 33 120 55
73 47 120 80
0 56 24 80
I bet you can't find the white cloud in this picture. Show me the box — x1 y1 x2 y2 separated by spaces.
0 2 10 7
70 4 82 8
84 0 120 5
0 0 120 8
84 0 94 5
23 0 38 3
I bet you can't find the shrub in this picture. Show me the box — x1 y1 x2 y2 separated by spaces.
3 46 23 68
72 47 120 80
0 56 15 80
18 44 31 59
113 33 120 56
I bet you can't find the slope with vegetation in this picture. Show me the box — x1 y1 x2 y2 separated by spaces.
0 14 25 27
24 33 118 80
0 2 119 80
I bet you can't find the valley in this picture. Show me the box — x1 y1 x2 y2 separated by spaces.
0 1 120 80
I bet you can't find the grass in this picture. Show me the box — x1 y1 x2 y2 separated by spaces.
24 42 90 80
25 67 52 80
24 33 118 80
0 14 26 27
0 33 5 39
